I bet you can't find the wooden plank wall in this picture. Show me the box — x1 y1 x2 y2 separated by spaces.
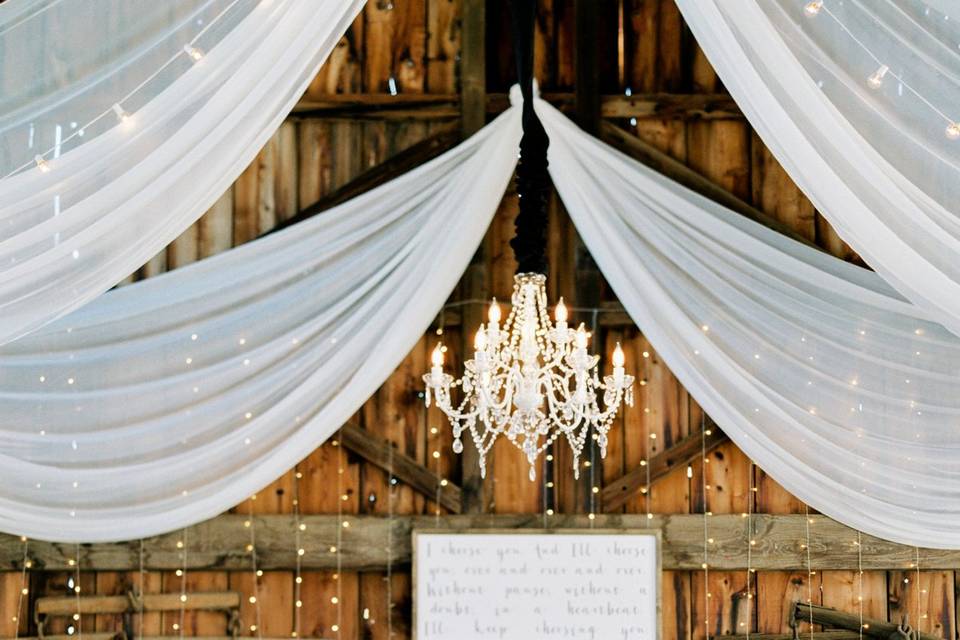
1 2 954 640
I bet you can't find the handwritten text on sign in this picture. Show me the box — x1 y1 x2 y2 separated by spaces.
414 532 658 640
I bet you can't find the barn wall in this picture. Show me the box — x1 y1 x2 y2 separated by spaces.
2 2 955 640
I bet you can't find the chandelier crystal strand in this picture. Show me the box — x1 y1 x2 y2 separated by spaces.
424 273 633 480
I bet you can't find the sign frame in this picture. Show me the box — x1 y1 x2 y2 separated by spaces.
411 527 662 640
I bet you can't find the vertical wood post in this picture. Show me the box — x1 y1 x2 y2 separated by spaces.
459 0 490 514
572 0 603 514
461 0 486 138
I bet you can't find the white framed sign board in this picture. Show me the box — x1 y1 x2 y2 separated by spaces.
412 529 661 640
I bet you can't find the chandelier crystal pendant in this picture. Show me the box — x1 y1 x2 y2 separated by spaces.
423 272 634 481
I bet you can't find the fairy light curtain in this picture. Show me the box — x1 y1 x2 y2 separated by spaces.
539 97 960 549
0 105 521 543
0 0 364 346
674 0 960 337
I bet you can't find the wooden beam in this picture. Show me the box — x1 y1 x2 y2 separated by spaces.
600 120 820 249
574 0 601 134
339 424 461 513
265 125 460 235
795 603 940 640
602 424 729 512
460 0 486 136
36 592 240 616
715 634 860 640
292 94 460 120
291 93 743 120
4 514 956 573
457 0 490 515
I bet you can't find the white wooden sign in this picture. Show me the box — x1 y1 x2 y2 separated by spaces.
413 529 660 640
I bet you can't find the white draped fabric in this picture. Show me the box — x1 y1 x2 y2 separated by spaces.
539 98 960 549
0 0 363 346
675 0 960 337
0 107 521 543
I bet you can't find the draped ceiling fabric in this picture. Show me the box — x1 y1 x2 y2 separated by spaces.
0 106 521 543
0 0 364 346
675 0 960 337
539 98 960 549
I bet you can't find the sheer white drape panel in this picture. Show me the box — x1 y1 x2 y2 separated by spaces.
0 0 364 345
675 0 960 337
539 99 960 548
0 107 521 542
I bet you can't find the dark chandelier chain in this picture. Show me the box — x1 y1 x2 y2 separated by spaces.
509 0 551 275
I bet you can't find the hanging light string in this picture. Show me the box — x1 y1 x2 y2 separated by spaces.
175 529 188 639
245 498 263 639
7 0 248 180
13 537 29 640
73 543 82 640
744 462 755 638
804 0 960 138
138 539 145 640
915 546 922 631
387 437 395 639
292 467 304 638
804 505 815 640
701 417 711 640
857 531 864 639
331 430 344 638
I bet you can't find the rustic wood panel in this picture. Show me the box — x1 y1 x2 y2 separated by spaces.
2 4 929 640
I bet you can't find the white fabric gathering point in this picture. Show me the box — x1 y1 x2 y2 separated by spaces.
0 105 521 542
0 0 365 345
538 97 960 549
675 0 960 338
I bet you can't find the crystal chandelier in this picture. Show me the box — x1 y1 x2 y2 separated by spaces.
423 272 634 481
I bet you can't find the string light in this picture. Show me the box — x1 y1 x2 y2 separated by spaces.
292 468 304 638
857 531 863 640
744 462 754 639
13 537 29 640
246 498 263 639
701 417 711 640
138 539 146 640
73 543 82 640
176 529 188 639
334 430 344 639
387 435 395 638
6 0 248 179
807 1 960 140
34 155 50 173
866 64 888 89
182 44 204 62
804 506 814 640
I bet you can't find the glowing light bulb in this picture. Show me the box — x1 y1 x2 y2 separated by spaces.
555 297 568 323
946 122 960 140
575 324 588 349
867 64 888 88
488 298 501 324
474 326 487 350
183 44 204 61
804 0 823 15
431 343 444 367
35 155 50 173
112 103 130 123
612 342 625 367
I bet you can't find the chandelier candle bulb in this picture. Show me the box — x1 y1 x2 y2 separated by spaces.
423 273 634 481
